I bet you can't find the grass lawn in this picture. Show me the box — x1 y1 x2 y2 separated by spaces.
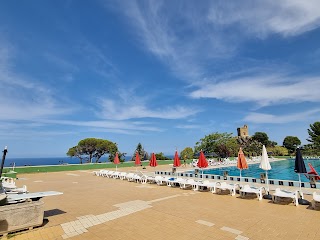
3 160 179 174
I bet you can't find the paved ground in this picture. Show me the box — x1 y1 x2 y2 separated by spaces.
1 164 320 240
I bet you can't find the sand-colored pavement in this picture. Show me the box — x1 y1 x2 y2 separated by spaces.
1 164 320 240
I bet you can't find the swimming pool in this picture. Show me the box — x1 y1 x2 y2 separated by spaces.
202 159 320 182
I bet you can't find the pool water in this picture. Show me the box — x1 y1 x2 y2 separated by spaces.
202 159 320 182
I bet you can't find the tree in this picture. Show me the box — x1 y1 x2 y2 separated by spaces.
252 132 269 146
307 122 320 148
216 138 239 158
283 136 301 154
225 137 239 157
67 138 118 163
180 147 194 160
155 152 170 160
108 150 126 163
268 146 288 156
301 144 320 156
66 146 86 164
195 132 238 158
131 143 148 161
267 141 278 147
242 139 262 157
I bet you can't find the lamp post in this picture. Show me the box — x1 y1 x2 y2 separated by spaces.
0 146 8 205
0 146 8 178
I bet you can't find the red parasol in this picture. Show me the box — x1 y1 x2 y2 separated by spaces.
135 151 141 166
237 148 248 180
173 151 181 167
114 152 120 170
197 151 208 168
197 151 208 179
149 153 158 167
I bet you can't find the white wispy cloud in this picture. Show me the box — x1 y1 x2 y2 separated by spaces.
76 39 120 80
208 0 320 37
40 119 161 132
98 96 200 120
190 74 320 107
0 37 74 121
108 0 230 81
108 0 320 84
175 124 201 129
244 108 320 124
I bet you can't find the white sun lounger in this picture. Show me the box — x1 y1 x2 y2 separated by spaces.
105 171 115 178
155 176 171 186
119 172 127 180
93 170 103 176
143 175 156 184
167 177 184 187
133 173 143 183
213 182 239 196
193 180 218 192
179 179 196 190
99 170 110 177
312 192 320 209
112 171 121 179
126 173 135 182
239 185 265 200
272 188 300 206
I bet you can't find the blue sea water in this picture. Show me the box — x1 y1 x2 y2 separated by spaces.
3 156 134 167
202 159 320 182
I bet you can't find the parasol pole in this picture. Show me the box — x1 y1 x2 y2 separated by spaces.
266 170 269 191
298 173 302 193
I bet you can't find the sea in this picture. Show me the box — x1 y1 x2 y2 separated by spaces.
3 156 135 167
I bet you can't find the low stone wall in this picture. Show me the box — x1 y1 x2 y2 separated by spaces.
0 200 44 236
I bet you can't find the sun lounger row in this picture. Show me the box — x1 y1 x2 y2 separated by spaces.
93 170 155 184
93 171 319 208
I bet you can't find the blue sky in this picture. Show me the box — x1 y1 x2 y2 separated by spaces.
1 0 320 158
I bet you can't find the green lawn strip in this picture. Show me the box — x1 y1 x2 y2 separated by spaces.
4 160 177 174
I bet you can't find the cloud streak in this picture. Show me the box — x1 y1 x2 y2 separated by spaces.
244 108 320 124
40 119 161 132
208 0 320 38
98 96 201 120
110 0 320 84
190 74 320 107
0 38 74 121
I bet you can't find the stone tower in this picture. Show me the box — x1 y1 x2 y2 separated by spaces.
237 125 249 137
